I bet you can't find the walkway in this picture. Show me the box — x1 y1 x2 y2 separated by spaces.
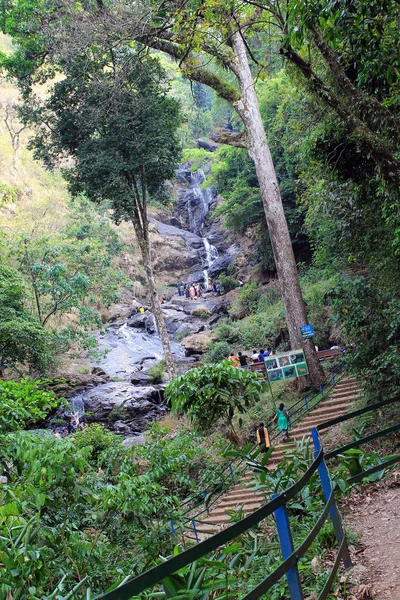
344 472 400 599
194 377 360 536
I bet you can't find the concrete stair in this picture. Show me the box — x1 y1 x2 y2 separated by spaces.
190 378 360 537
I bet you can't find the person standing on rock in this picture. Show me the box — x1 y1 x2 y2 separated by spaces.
190 284 196 300
139 306 145 314
256 422 270 453
185 284 190 299
274 403 290 442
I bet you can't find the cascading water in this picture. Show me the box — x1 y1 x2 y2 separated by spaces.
184 168 219 283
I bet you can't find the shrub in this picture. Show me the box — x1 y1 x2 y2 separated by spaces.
234 282 261 316
147 360 166 383
204 340 230 363
74 423 122 466
0 379 62 433
217 273 238 292
214 320 241 344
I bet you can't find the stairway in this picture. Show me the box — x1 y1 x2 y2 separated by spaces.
191 378 360 537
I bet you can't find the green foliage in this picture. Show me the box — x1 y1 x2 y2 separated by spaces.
330 276 400 401
0 264 52 371
165 361 268 441
147 361 166 384
203 340 230 364
0 378 61 433
74 423 122 467
216 273 238 293
233 283 261 316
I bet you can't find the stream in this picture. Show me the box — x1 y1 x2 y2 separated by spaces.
62 163 233 440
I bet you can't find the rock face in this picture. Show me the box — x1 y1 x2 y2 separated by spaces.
82 382 167 435
181 332 213 356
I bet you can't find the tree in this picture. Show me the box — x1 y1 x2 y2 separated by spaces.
0 264 51 372
165 361 269 443
0 0 324 384
16 48 182 377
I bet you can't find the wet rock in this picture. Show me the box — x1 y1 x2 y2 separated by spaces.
197 138 219 152
122 434 146 447
91 367 107 376
82 382 167 433
180 332 213 356
127 311 156 334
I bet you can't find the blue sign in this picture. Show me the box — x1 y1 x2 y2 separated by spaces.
300 324 315 339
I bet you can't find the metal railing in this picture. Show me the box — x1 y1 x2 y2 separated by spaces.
178 362 346 538
96 437 351 600
318 393 400 484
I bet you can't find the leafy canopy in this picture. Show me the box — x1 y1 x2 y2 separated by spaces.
165 361 268 430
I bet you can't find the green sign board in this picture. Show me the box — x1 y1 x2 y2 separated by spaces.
264 349 309 383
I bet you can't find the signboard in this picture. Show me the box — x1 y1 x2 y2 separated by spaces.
300 324 315 340
264 349 309 383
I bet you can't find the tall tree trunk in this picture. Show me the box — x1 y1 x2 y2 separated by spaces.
130 217 176 379
231 31 324 386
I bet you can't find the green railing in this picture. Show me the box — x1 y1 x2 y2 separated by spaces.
96 443 351 600
178 362 346 540
317 393 400 484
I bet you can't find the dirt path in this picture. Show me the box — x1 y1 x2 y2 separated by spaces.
343 472 400 599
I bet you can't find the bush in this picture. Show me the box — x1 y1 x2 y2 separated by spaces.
0 379 62 433
217 273 238 292
147 360 166 383
74 423 122 466
214 320 241 344
234 282 261 316
204 340 230 363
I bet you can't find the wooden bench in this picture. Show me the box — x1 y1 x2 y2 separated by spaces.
317 348 342 361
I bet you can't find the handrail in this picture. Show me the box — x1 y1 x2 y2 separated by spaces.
178 362 346 529
317 393 400 483
96 442 351 600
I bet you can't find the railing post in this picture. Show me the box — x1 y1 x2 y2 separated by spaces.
169 513 175 534
273 494 304 600
320 383 324 398
229 463 235 484
303 396 309 411
192 519 199 543
311 428 352 569
331 370 335 385
203 490 209 515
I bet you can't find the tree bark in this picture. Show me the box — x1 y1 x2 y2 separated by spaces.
230 31 324 386
130 216 176 379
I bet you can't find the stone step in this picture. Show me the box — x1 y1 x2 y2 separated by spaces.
213 497 261 513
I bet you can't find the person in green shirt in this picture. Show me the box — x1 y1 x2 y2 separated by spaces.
274 403 290 442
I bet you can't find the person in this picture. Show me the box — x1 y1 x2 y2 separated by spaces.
274 403 290 442
61 428 69 437
139 306 145 314
177 284 182 297
251 350 259 363
238 279 244 287
256 422 270 453
238 351 248 367
228 352 240 367
185 284 190 299
70 411 80 433
216 283 221 296
78 421 85 432
213 280 218 294
189 284 196 300
258 348 270 362
53 429 61 439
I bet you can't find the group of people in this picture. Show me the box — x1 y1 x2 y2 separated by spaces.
228 348 273 367
53 411 85 438
177 282 204 299
177 279 224 299
256 403 291 454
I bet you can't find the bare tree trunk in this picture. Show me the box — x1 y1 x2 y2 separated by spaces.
130 218 176 379
231 31 324 386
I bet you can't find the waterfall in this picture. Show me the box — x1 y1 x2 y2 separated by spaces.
203 237 219 286
70 395 85 417
184 168 219 283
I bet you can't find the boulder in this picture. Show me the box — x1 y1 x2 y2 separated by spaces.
81 382 168 433
180 332 213 356
127 311 156 334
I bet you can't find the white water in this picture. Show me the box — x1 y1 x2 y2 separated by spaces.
186 169 219 283
202 237 219 286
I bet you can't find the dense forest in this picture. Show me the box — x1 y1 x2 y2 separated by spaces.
0 0 399 598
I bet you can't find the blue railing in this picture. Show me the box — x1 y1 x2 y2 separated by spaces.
178 362 346 538
96 432 351 599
